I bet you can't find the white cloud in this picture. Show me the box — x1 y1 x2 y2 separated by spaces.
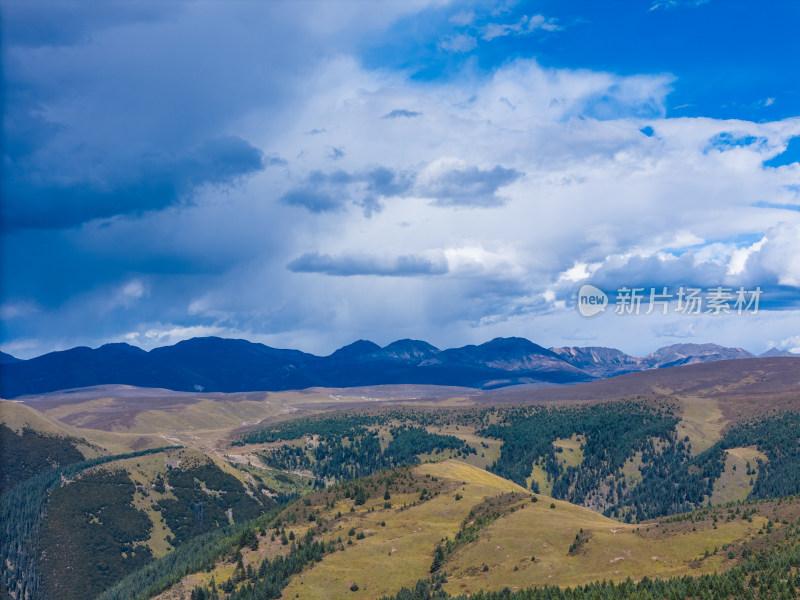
5 3 800 358
778 334 800 354
743 222 800 287
449 11 475 26
649 0 709 11
107 279 148 311
439 33 477 53
728 238 765 275
0 301 40 320
482 14 560 41
558 262 597 283
121 324 229 349
76 59 800 353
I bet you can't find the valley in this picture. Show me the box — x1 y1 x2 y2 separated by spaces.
2 356 800 599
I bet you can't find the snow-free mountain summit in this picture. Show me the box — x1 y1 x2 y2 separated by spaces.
0 337 786 398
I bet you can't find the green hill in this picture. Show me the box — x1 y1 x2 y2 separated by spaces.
132 459 800 600
5 358 800 600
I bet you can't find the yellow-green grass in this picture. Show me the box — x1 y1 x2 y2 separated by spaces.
0 399 160 456
1 399 79 436
238 463 314 496
427 424 503 470
93 448 290 558
152 529 304 600
553 435 585 469
0 400 104 458
2 397 229 454
264 386 476 410
38 396 281 436
129 398 282 436
238 487 437 600
83 429 177 454
710 446 767 506
527 462 553 496
675 396 727 455
132 486 175 558
153 458 782 600
417 459 527 491
418 448 461 463
227 437 308 461
442 498 764 595
278 460 768 599
368 424 395 451
621 451 644 485
83 450 180 558
281 461 526 600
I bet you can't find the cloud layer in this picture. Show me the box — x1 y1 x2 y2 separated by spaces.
2 1 799 359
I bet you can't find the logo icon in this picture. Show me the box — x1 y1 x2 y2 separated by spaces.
577 284 608 317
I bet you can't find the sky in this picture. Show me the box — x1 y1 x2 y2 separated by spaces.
2 0 799 359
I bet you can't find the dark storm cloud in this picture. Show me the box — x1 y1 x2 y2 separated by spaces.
1 1 175 47
423 165 522 207
2 2 320 233
265 155 289 167
280 167 415 215
287 252 448 277
382 109 422 119
328 146 345 160
364 166 415 196
2 136 265 231
280 189 344 213
282 163 517 214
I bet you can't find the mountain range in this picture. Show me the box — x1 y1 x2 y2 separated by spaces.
1 337 795 399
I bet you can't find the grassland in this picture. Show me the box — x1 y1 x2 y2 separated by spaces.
674 396 727 455
0 400 105 457
710 446 767 506
279 462 522 600
7 365 800 600
527 461 553 495
229 460 770 599
553 434 585 469
620 451 644 485
425 424 503 470
121 452 179 558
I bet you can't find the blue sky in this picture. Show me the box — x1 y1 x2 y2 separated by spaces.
1 0 799 359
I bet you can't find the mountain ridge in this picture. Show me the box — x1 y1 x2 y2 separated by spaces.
0 337 777 399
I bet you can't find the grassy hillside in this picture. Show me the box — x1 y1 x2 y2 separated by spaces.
1 444 278 600
145 459 800 600
5 360 800 600
284 461 771 597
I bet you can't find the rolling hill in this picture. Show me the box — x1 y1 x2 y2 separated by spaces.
103 459 800 600
4 357 800 600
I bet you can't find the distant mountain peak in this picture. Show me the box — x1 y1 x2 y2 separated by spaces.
550 346 641 377
643 343 754 369
476 337 554 356
648 342 752 354
0 335 779 399
98 342 148 354
328 339 382 359
0 351 21 364
169 336 255 348
381 339 440 360
760 347 798 358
